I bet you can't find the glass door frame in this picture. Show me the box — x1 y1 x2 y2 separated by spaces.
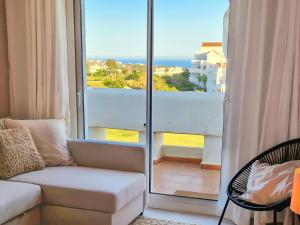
146 0 154 200
74 0 220 215
145 0 219 215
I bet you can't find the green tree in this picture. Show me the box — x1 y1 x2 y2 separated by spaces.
196 74 207 92
125 80 145 89
106 59 118 70
163 70 200 91
125 70 142 80
103 79 125 88
154 76 177 91
197 74 207 84
202 74 207 83
93 69 108 78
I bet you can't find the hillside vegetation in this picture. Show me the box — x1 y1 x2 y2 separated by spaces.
87 59 204 92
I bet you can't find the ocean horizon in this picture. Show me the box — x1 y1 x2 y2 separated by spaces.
88 57 192 69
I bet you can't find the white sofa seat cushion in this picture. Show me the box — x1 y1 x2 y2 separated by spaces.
0 181 42 224
10 166 146 213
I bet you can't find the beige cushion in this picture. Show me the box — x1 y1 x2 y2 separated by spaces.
239 160 300 204
68 140 146 173
0 118 7 129
10 166 146 213
3 207 40 225
4 119 75 166
0 181 42 224
41 194 144 225
0 127 45 179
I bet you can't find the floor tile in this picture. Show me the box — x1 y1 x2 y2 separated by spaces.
153 161 220 199
144 208 235 225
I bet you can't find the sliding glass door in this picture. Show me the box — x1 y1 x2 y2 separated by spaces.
81 0 229 205
151 0 228 199
84 0 148 147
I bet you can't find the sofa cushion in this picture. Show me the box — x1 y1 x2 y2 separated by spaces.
0 127 45 179
0 118 6 129
10 166 146 213
0 181 42 224
4 119 75 166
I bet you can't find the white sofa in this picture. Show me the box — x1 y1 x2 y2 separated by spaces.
0 140 146 225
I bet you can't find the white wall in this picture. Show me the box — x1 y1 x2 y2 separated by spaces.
87 88 224 136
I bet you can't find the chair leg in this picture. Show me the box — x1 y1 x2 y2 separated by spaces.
218 197 230 225
292 212 295 225
273 210 277 225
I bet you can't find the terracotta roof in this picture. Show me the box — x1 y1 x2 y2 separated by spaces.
202 42 222 47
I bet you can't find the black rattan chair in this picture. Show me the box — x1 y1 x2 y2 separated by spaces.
218 138 300 225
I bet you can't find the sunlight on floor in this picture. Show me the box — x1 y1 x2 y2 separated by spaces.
153 161 220 200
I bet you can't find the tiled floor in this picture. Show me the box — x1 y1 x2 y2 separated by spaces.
144 208 234 225
152 161 220 200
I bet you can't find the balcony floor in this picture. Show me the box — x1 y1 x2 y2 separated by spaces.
152 161 220 200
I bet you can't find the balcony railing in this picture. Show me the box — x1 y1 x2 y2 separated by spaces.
87 87 224 166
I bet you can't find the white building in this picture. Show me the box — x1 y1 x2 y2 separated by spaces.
154 66 185 76
87 60 108 74
189 42 227 93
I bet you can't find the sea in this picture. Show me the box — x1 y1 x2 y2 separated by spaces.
88 57 192 69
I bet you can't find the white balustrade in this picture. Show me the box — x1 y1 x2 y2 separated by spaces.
87 88 224 166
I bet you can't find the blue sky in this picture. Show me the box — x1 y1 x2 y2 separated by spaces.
85 0 229 59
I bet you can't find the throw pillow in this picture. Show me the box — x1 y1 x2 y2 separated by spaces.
0 118 6 130
239 160 300 204
0 127 45 179
4 119 75 166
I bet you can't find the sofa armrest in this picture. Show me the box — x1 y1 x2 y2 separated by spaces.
68 139 146 174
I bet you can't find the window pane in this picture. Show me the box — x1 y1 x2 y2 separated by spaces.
152 0 229 200
85 0 147 144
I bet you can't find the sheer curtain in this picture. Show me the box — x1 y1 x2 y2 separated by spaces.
26 0 69 120
219 0 300 225
5 0 70 124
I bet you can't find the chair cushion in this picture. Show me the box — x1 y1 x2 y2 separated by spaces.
0 181 42 224
239 160 300 204
10 166 146 213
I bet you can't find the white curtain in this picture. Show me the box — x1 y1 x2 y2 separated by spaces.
219 0 300 225
6 0 70 124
